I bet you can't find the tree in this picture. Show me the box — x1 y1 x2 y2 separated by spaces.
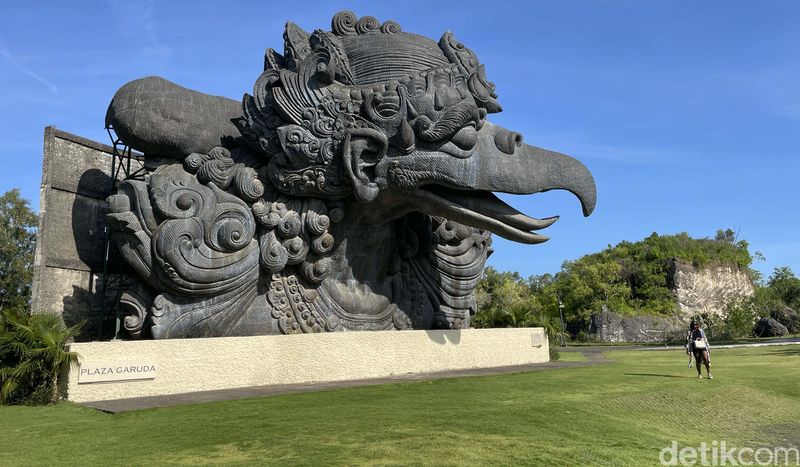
0 189 38 314
474 267 541 328
767 267 800 310
556 258 631 323
715 228 737 244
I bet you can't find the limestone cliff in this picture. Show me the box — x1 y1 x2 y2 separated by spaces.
589 260 755 343
668 260 754 319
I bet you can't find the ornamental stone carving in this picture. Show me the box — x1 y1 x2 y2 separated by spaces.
104 11 596 338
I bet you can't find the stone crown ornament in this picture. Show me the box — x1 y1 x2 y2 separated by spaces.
104 11 596 338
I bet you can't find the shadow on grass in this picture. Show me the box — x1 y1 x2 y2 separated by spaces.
623 373 689 379
764 347 800 356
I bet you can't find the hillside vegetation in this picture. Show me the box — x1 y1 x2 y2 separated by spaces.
475 229 798 337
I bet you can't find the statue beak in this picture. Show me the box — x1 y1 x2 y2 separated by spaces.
386 121 596 244
469 122 596 217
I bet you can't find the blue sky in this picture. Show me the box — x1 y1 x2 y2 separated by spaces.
1 1 798 281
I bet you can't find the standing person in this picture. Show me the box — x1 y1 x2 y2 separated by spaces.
688 320 712 379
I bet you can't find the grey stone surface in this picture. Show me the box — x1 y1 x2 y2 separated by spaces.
589 310 685 343
754 317 789 337
33 266 96 318
99 11 596 338
31 127 141 340
770 304 799 334
39 189 108 271
106 77 243 159
47 138 113 198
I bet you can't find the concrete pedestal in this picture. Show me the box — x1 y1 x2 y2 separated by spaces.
67 327 549 403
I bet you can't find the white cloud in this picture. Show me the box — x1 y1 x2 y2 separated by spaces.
0 45 58 94
108 0 172 64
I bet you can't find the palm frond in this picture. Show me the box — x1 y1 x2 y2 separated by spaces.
0 311 83 404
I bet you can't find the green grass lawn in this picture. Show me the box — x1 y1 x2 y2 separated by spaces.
565 334 800 347
554 350 588 362
2 346 798 466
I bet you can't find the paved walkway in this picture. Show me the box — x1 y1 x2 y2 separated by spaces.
82 338 799 413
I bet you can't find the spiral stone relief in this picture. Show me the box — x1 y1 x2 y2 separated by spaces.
104 11 596 338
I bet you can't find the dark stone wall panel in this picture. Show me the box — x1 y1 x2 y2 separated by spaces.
47 138 113 198
40 188 108 271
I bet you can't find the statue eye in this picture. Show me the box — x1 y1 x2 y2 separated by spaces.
468 72 491 100
434 73 450 88
406 78 427 97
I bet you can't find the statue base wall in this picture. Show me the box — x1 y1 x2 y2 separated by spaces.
66 328 549 403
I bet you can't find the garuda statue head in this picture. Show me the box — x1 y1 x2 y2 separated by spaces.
104 11 596 338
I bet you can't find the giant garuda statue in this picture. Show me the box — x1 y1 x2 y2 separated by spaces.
104 11 596 338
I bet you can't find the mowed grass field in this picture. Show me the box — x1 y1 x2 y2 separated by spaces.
2 346 798 466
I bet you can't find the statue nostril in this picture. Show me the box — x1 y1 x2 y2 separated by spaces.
494 129 522 155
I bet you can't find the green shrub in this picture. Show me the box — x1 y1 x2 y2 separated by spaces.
0 309 81 405
573 330 590 343
720 299 757 339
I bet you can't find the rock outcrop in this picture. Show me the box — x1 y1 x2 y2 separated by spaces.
754 317 789 337
669 260 754 320
770 304 799 334
588 260 755 343
589 310 685 343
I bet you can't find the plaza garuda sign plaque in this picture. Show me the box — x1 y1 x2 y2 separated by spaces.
104 11 596 338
